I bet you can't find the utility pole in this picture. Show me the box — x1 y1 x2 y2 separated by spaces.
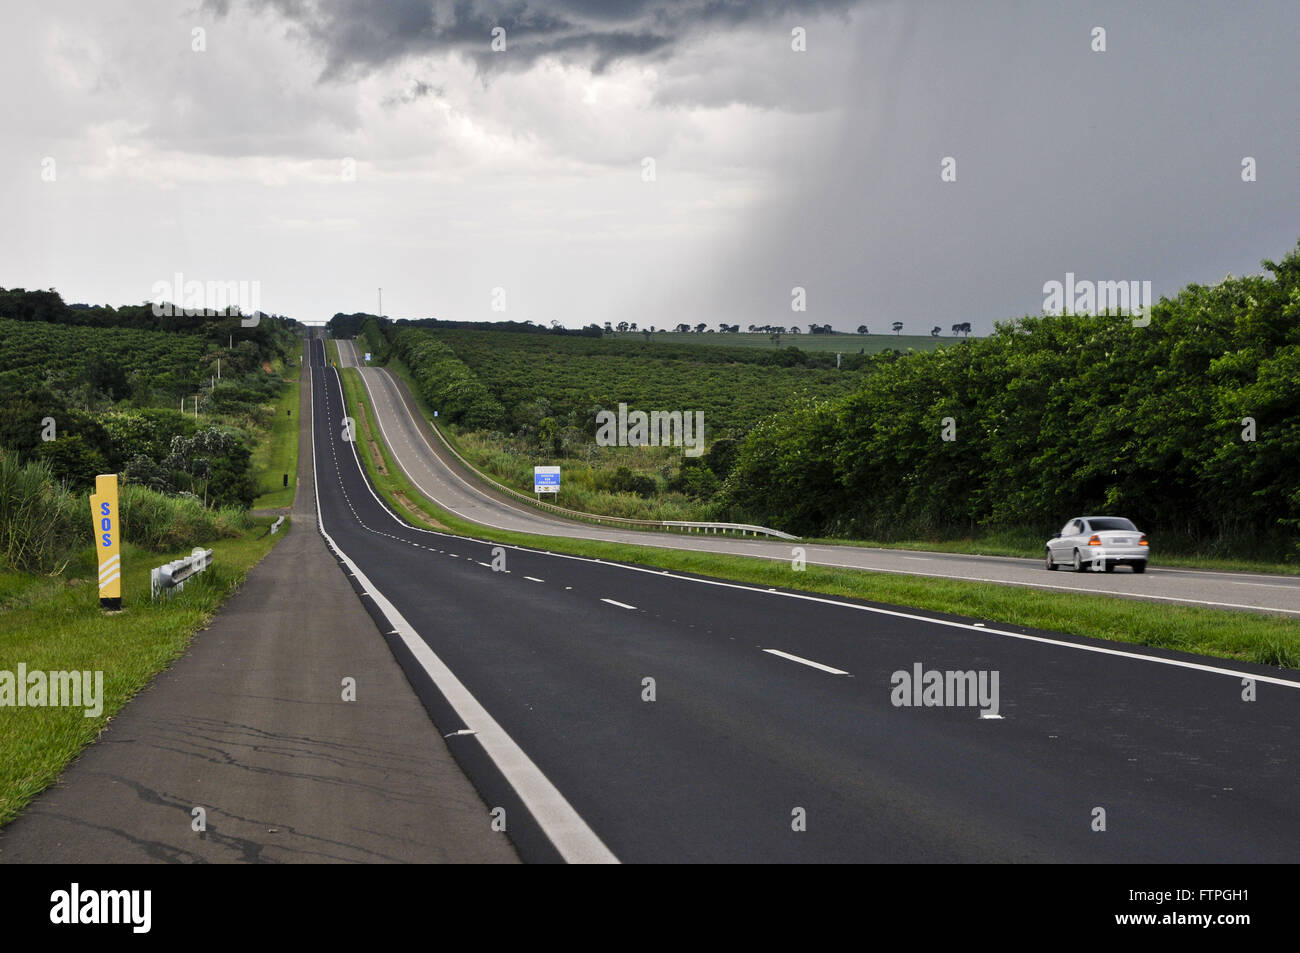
378 287 382 320
217 358 220 380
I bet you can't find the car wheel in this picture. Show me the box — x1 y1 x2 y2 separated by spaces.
1045 549 1057 570
1132 562 1147 574
1072 549 1083 572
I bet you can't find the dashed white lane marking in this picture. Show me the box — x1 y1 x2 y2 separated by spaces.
762 649 850 676
524 576 545 583
601 598 637 610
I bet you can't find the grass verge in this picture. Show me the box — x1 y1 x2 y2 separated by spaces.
250 340 303 509
800 530 1300 576
336 367 1300 671
0 518 286 827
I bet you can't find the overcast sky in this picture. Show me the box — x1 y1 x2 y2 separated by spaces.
2 0 1296 332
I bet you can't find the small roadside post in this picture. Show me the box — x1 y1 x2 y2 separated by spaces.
89 474 122 611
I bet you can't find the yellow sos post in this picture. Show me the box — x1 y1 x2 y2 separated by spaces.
90 474 122 611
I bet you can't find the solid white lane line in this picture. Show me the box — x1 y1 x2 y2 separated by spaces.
524 576 545 583
762 649 850 676
601 598 637 610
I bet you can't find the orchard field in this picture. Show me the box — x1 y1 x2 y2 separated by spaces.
607 330 948 354
413 326 868 438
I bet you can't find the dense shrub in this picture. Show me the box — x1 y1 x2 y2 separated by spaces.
358 318 390 364
389 328 506 430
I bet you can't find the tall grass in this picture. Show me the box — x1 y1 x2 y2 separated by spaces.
118 484 249 551
0 450 86 573
0 449 251 573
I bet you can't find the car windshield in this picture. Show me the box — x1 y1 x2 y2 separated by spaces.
1088 518 1136 531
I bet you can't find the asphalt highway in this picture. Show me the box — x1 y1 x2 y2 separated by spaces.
317 334 1300 862
337 338 1300 617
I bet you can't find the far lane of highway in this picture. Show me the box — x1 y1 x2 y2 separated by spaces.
336 338 1300 617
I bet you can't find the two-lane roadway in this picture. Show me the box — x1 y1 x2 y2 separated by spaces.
314 334 1300 862
336 338 1300 618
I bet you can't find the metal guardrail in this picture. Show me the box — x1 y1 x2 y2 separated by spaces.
658 520 800 540
381 370 801 542
150 547 214 601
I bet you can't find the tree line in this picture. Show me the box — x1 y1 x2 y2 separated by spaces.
720 242 1300 558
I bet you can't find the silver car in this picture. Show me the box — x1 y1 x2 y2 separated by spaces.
1045 516 1149 573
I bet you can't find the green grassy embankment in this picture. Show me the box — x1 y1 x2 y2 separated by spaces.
250 340 304 509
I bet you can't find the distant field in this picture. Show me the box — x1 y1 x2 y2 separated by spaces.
608 330 954 353
0 316 206 399
424 327 865 437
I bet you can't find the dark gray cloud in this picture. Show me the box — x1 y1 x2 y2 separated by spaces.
381 78 443 106
223 0 857 78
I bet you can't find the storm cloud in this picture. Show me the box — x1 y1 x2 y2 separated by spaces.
221 0 858 77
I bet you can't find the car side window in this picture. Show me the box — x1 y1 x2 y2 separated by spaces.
1077 520 1088 534
1060 522 1074 536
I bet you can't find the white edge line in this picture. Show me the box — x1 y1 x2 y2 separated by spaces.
313 340 618 864
762 648 849 675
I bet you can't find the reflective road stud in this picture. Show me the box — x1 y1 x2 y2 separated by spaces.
90 474 122 611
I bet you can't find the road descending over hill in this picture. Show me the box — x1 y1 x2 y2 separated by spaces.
336 338 1300 617
317 333 1300 862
